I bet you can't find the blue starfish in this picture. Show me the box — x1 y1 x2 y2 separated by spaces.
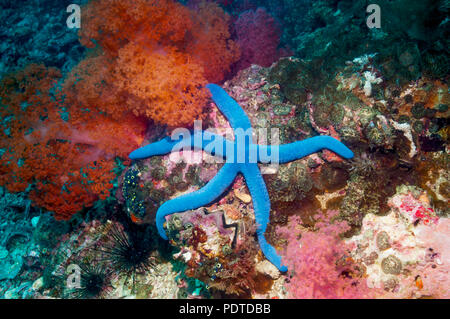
129 84 354 272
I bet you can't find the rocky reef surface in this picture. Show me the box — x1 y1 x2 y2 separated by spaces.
0 0 85 78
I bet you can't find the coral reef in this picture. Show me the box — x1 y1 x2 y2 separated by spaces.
260 0 449 82
347 186 449 298
0 0 448 301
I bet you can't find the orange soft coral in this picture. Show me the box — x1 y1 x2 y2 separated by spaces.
72 0 239 127
63 44 209 127
0 64 146 220
114 43 209 127
62 54 126 121
76 112 147 160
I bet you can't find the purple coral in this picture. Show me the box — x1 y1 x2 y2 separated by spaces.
233 7 290 71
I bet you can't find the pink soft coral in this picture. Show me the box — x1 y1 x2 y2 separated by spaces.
277 210 376 299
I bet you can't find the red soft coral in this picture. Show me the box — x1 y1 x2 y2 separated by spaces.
64 44 209 128
0 64 146 220
62 54 126 121
28 148 116 220
79 0 193 56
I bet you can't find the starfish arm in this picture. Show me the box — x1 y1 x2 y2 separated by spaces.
155 162 238 239
257 135 354 164
201 130 235 159
129 131 232 160
129 136 177 159
242 163 288 272
206 84 252 131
